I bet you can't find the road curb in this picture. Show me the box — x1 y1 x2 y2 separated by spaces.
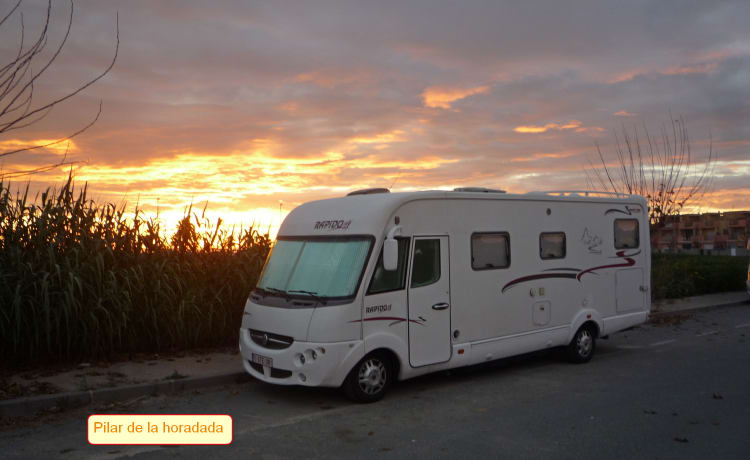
650 298 749 317
0 371 252 418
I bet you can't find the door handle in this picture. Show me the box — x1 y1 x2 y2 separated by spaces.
432 302 450 311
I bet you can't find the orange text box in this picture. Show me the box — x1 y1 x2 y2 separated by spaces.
88 414 232 445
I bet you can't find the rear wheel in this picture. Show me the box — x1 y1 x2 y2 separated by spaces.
343 352 393 403
567 325 596 363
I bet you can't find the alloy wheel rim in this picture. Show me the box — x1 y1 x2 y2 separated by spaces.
577 330 593 357
357 358 387 395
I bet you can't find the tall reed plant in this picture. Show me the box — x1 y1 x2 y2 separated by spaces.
0 176 270 368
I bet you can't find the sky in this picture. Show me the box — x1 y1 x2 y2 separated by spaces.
1 0 749 237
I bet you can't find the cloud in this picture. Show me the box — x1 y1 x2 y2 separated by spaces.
2 0 750 236
348 130 406 145
514 121 583 134
0 139 79 156
422 85 490 109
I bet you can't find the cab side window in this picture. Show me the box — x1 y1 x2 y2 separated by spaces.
614 219 639 249
367 238 409 294
411 239 441 287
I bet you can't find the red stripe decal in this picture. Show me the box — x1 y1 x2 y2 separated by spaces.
501 273 578 293
576 251 635 281
349 317 424 326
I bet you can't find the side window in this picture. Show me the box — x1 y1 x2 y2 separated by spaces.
367 238 410 294
540 232 566 259
472 232 510 270
614 219 640 249
411 239 440 288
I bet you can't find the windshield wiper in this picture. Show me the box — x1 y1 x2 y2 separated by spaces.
253 287 269 297
258 287 290 300
288 290 327 305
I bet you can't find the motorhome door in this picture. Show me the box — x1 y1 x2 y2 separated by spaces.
407 236 451 367
612 215 646 312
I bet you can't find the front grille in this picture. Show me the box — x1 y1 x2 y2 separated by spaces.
247 361 292 379
249 329 293 349
270 368 292 379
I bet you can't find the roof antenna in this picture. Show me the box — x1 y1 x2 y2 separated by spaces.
389 171 402 190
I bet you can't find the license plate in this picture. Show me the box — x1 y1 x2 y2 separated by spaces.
251 353 273 367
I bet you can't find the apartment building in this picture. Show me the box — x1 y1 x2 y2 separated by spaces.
652 211 750 255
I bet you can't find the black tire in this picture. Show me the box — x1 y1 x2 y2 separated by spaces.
342 352 393 403
567 325 596 363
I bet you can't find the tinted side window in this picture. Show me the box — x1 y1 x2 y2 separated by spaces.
472 233 510 270
540 232 566 259
614 219 639 249
367 238 410 294
411 239 440 287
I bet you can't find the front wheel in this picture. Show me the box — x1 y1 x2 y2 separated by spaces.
343 352 393 403
567 325 596 363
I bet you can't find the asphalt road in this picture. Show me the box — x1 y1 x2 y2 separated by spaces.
2 302 749 460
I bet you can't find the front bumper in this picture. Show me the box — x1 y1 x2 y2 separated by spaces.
239 328 363 387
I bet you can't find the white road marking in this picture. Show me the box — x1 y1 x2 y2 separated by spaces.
735 323 750 329
697 330 719 337
649 339 677 347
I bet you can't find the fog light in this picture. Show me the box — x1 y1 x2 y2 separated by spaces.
299 354 305 364
311 350 318 360
299 373 306 382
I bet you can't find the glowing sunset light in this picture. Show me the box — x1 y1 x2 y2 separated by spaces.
154 205 287 240
0 138 78 156
1 0 749 238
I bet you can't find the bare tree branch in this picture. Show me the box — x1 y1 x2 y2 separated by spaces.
0 0 21 30
0 0 118 179
585 116 716 229
0 143 86 179
0 101 101 158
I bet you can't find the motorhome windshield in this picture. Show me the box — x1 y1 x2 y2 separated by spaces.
256 236 373 299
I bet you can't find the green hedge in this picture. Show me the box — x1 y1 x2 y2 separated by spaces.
651 253 749 300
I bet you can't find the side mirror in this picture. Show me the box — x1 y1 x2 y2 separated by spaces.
383 238 398 271
382 224 402 272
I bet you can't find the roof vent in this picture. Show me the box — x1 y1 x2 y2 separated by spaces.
347 187 390 196
453 187 506 193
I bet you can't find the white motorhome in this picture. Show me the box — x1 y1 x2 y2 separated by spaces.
239 188 651 402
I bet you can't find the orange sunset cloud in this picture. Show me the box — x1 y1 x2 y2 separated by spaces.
1 0 748 240
513 120 602 134
422 85 490 109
